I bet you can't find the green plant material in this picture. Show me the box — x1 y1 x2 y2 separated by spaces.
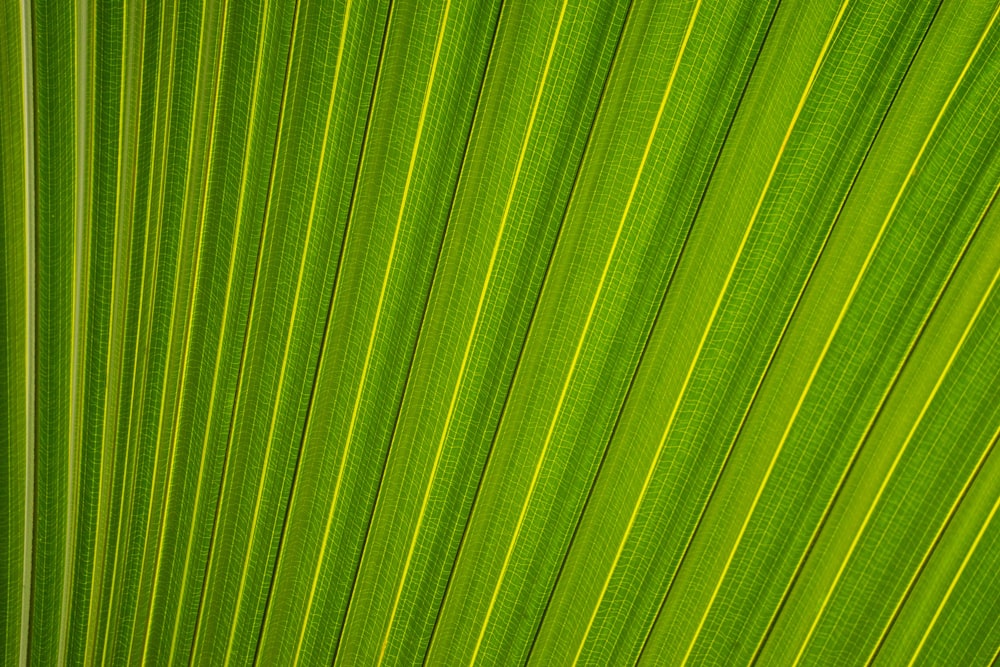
2 2 30 667
3 0 1000 665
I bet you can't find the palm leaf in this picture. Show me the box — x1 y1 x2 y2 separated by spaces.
3 0 1000 665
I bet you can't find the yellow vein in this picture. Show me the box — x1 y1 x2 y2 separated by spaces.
989 629 1000 666
101 7 182 661
58 0 91 661
223 12 312 667
112 0 169 517
425 11 639 656
370 3 568 664
294 3 452 663
792 256 1000 666
187 2 323 663
165 2 277 664
17 0 36 662
907 457 1000 666
466 2 702 664
683 3 997 663
67 0 100 664
581 1 853 664
218 3 355 664
128 0 231 665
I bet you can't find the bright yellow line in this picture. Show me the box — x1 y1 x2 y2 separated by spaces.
988 628 1000 666
372 3 569 664
141 0 234 657
129 0 255 663
739 174 1000 667
681 3 999 663
18 0 36 662
155 3 239 647
788 9 1000 664
466 3 702 664
186 1 301 660
907 466 1000 666
296 4 452 664
792 258 1000 667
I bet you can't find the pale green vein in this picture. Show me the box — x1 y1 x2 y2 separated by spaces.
83 0 130 652
18 0 36 663
131 0 229 661
187 0 304 657
136 0 231 663
989 631 1000 665
212 7 304 664
460 2 701 664
858 205 1000 667
862 418 999 665
681 4 996 664
94 6 154 664
745 170 1000 665
298 3 452 664
98 3 165 661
